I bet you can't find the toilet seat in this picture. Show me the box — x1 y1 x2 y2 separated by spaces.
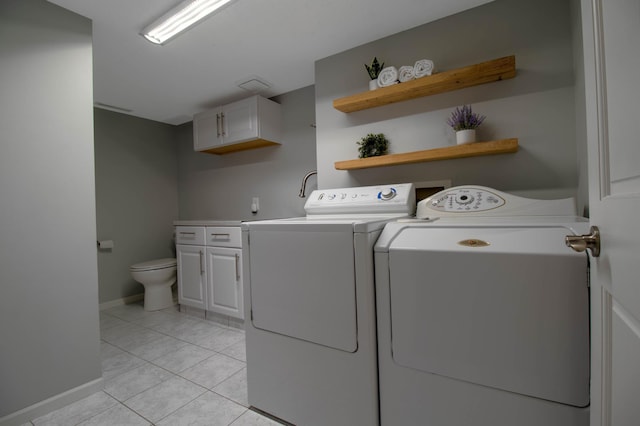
130 258 176 272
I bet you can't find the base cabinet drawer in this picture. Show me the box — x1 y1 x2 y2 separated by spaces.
206 226 241 248
176 227 206 245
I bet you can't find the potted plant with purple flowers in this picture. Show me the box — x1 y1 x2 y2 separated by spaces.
446 105 486 145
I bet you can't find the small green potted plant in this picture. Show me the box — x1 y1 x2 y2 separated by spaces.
357 133 389 158
365 57 384 91
446 104 486 145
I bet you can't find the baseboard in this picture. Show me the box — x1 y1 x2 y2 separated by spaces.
205 310 245 330
0 377 103 426
99 293 144 311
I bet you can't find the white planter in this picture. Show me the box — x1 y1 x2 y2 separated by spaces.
369 79 379 91
456 129 476 145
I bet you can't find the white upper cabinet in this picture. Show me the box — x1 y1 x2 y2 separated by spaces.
193 95 282 155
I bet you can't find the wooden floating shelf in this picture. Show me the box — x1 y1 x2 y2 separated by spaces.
334 138 518 170
333 55 516 113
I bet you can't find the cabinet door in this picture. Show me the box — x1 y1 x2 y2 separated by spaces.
206 247 243 319
193 108 223 150
177 244 206 309
220 97 258 144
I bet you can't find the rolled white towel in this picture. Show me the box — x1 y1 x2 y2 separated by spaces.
414 59 435 78
377 66 398 87
398 65 415 83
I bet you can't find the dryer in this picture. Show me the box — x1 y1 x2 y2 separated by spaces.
374 186 590 426
241 183 415 426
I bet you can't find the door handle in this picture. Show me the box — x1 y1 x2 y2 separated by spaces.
565 226 600 257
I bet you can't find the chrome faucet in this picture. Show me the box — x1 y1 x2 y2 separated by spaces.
298 170 317 198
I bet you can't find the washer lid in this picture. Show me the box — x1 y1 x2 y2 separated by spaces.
130 258 176 271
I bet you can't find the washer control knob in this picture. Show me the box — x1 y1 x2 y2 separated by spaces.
379 187 396 200
455 193 474 205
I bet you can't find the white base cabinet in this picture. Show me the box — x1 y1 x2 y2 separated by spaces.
176 225 244 320
177 244 206 310
206 247 243 319
176 226 207 310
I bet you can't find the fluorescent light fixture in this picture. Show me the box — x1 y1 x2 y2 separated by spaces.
142 0 235 45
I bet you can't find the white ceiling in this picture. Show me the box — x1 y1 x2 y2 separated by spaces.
48 0 492 125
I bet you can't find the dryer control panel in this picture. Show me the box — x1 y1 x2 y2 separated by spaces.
416 186 577 218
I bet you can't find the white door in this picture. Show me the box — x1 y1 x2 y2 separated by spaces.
193 108 223 150
206 247 243 319
176 244 207 310
581 1 640 425
221 97 258 144
247 223 358 352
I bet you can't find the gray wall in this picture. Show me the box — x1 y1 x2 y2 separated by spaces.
177 85 317 220
94 109 179 304
94 80 315 305
315 0 579 199
0 0 102 422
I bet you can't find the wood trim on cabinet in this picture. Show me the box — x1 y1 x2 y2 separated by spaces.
201 139 280 155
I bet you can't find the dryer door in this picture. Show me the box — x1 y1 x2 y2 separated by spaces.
248 222 357 352
388 226 589 407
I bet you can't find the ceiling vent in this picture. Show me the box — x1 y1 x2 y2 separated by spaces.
236 76 272 93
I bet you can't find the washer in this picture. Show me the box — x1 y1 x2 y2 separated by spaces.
241 183 415 426
374 186 590 426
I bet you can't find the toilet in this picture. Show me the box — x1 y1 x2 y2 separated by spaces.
129 258 177 311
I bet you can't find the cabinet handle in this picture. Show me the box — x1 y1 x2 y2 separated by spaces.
210 233 230 239
179 232 196 235
200 250 204 274
235 253 240 280
216 113 221 138
221 112 226 137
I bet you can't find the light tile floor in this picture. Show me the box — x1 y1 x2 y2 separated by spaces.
22 303 282 426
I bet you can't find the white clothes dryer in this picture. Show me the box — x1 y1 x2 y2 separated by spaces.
241 183 416 426
374 186 590 426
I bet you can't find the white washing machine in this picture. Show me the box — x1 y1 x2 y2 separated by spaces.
241 183 416 426
374 186 590 426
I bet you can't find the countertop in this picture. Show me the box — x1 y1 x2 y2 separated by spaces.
173 220 243 227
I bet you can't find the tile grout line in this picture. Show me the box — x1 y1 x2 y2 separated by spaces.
101 336 242 386
100 312 246 362
99 305 250 424
103 309 244 359
32 304 262 426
